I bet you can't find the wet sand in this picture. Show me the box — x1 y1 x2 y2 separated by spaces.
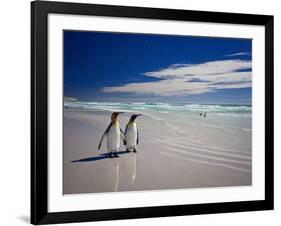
63 109 251 194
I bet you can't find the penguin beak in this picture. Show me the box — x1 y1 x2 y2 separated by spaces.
115 112 124 117
135 114 142 118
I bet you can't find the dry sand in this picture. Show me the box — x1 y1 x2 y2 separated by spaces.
63 109 251 194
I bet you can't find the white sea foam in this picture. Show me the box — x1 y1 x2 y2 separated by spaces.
65 101 251 114
64 101 252 132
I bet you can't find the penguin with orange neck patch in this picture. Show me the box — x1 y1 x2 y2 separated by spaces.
125 114 141 153
98 112 126 158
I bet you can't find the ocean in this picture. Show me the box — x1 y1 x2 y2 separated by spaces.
64 101 251 114
64 101 252 131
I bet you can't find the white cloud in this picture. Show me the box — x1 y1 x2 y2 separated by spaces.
144 60 251 78
64 96 78 102
225 52 251 57
103 59 252 96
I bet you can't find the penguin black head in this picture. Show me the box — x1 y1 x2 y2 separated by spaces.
111 112 123 122
129 114 142 122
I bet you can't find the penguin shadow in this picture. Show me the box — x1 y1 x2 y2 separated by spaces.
71 150 129 163
71 151 138 192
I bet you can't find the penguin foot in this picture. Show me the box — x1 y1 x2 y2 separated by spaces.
126 149 131 153
114 153 119 158
133 149 138 153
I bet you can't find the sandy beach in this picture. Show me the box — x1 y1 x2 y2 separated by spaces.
63 104 252 194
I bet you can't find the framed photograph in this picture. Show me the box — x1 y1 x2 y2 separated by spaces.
31 1 274 224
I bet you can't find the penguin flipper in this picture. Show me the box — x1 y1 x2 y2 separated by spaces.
98 123 112 150
120 128 126 145
137 127 139 145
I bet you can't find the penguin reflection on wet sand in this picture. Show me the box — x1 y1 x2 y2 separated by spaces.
98 112 126 158
125 114 141 153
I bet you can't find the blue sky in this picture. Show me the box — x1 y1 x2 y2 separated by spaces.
64 30 252 105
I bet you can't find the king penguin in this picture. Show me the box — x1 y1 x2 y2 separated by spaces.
125 114 141 153
98 112 126 158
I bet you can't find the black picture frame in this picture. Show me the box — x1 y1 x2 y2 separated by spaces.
31 0 274 224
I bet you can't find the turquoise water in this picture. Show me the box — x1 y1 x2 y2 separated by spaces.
65 101 252 131
64 101 251 115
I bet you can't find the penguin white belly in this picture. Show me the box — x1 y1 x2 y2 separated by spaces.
107 123 120 151
126 123 137 149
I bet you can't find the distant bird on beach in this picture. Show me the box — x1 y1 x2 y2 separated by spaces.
199 112 207 117
125 114 141 153
98 112 126 158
